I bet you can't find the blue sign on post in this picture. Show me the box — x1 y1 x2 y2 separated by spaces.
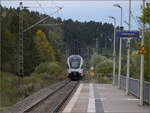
116 30 140 39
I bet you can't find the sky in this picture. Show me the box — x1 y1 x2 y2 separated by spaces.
1 0 146 30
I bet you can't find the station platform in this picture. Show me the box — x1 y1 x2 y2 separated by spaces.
63 83 150 113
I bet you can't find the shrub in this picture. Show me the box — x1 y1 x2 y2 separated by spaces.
0 72 20 107
89 53 107 68
24 75 40 82
89 53 113 74
0 72 18 96
96 59 113 74
34 62 62 76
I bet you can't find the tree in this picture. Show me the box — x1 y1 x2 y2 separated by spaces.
35 30 56 62
144 31 150 81
142 3 150 26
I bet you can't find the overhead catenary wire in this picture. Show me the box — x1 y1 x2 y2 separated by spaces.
23 7 63 32
47 1 64 20
35 0 47 14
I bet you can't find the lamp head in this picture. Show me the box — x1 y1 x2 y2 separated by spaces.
124 20 129 26
113 4 121 8
59 7 63 10
108 16 115 20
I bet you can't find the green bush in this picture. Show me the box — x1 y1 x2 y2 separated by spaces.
89 53 114 83
1 72 18 96
89 53 113 74
0 72 20 107
89 53 108 68
23 75 42 84
34 62 62 76
96 60 113 74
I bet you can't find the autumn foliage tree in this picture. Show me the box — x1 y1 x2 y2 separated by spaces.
35 30 55 62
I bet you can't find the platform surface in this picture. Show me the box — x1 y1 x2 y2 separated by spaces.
62 83 150 113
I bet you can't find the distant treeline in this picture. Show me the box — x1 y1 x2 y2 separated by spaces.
1 6 117 76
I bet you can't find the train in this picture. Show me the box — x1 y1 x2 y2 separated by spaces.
67 55 84 80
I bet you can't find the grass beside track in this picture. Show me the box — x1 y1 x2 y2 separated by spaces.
0 72 67 112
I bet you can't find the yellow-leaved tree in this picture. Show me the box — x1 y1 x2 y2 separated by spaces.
35 30 55 62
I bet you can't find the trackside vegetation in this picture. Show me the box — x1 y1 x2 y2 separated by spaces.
89 53 113 83
0 62 67 111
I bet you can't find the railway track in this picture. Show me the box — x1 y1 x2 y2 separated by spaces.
23 80 79 113
3 76 88 113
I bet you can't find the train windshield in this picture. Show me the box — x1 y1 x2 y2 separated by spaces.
69 57 81 69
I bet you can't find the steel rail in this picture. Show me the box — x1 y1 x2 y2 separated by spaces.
51 81 79 113
23 80 71 113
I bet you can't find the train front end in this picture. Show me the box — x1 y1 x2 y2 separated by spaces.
67 55 84 80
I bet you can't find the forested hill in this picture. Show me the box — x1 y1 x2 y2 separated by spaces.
63 20 114 57
1 6 64 75
1 6 114 76
63 19 114 49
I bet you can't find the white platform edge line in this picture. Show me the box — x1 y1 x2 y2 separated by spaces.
62 83 83 112
89 83 95 98
87 83 95 112
88 98 95 112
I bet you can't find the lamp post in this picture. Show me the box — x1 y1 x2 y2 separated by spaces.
140 0 145 106
108 16 116 85
113 4 123 89
126 0 131 96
